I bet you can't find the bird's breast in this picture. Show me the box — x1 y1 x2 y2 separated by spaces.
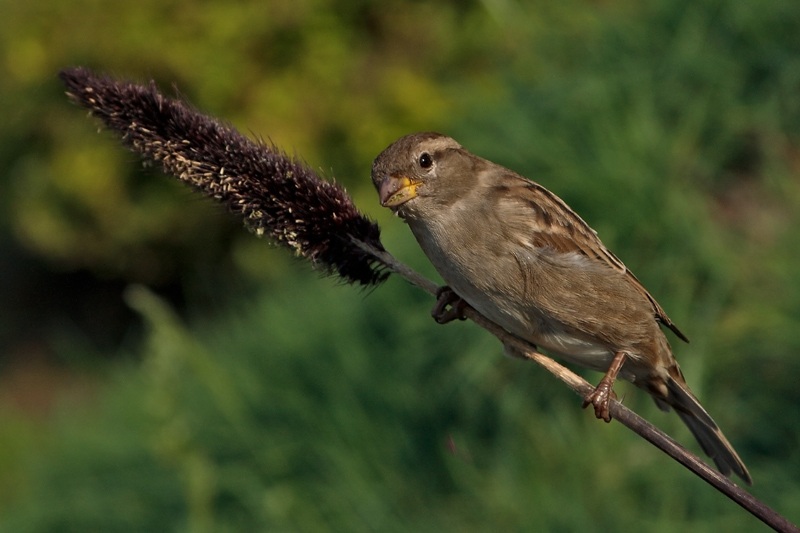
406 212 617 371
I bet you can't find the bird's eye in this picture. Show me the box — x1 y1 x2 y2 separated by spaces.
419 152 433 169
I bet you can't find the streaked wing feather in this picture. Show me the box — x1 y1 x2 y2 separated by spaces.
516 180 689 343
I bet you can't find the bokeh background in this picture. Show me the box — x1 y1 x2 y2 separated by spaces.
1 0 799 530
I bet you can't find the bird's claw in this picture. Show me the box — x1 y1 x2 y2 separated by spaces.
582 351 626 423
432 286 470 324
582 382 617 423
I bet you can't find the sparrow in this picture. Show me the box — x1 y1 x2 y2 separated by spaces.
371 132 751 485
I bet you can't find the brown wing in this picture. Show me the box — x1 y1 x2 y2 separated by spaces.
510 179 689 343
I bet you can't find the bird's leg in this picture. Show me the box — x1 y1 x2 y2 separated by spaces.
431 286 470 324
582 351 627 423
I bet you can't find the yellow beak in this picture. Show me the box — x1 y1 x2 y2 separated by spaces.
378 175 420 208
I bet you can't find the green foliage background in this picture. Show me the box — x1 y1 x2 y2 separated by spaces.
1 0 799 530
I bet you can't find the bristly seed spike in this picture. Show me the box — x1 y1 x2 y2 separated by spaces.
58 67 389 286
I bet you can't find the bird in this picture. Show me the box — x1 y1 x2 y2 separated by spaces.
371 131 751 485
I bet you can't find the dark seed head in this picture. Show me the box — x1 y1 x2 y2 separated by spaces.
59 67 388 286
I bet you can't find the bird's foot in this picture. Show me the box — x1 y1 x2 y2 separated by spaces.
582 379 618 423
582 351 627 423
431 286 470 324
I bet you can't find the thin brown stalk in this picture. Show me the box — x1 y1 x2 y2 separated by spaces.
357 240 799 533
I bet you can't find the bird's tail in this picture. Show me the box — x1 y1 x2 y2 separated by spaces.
651 369 752 485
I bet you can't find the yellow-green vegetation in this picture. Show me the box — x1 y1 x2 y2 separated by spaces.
1 0 799 531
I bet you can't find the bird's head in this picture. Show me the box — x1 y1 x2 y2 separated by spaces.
371 132 476 218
